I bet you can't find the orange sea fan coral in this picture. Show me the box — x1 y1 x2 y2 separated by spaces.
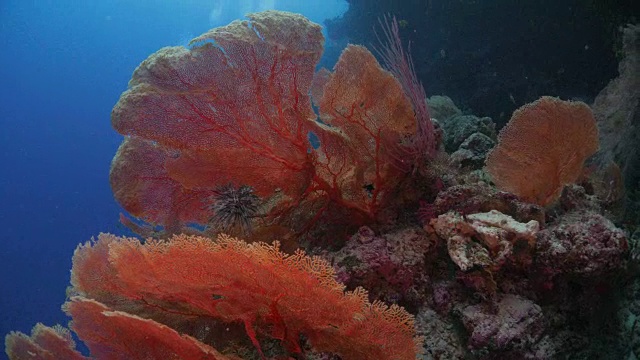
485 96 599 206
111 11 322 228
68 233 420 360
314 45 416 215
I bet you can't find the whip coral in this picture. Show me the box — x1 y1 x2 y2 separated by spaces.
374 14 437 163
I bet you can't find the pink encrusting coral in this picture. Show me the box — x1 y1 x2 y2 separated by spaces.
331 226 435 306
536 211 628 279
460 294 545 350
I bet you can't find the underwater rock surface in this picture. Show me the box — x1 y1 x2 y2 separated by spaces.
593 24 640 224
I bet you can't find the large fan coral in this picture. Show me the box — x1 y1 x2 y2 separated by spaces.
110 10 421 238
6 233 420 360
485 96 599 206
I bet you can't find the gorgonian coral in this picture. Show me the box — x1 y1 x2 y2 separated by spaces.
485 96 599 206
109 10 421 239
7 233 421 360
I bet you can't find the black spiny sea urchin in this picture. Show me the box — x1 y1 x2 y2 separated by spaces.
207 183 260 234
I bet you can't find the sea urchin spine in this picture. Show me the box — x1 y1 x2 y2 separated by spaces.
207 183 260 234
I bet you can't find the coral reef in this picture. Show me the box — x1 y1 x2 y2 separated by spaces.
414 307 466 360
426 95 462 123
423 182 546 225
6 9 640 360
432 210 539 272
330 226 434 308
536 211 628 279
460 294 545 353
449 132 496 170
440 114 496 154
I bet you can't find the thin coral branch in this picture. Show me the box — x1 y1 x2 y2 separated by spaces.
374 14 437 163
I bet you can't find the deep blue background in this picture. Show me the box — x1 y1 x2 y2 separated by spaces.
0 1 346 356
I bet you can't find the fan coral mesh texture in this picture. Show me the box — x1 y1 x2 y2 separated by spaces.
314 44 415 211
66 233 420 360
5 323 87 360
65 297 239 360
109 10 416 234
485 96 599 206
110 137 208 226
111 11 323 226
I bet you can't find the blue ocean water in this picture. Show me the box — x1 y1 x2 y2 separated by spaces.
0 0 346 356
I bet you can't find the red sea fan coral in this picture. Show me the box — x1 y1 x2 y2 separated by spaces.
313 44 416 215
5 323 87 360
66 233 420 359
110 137 212 229
110 10 418 236
65 297 240 360
5 300 241 360
111 11 323 227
